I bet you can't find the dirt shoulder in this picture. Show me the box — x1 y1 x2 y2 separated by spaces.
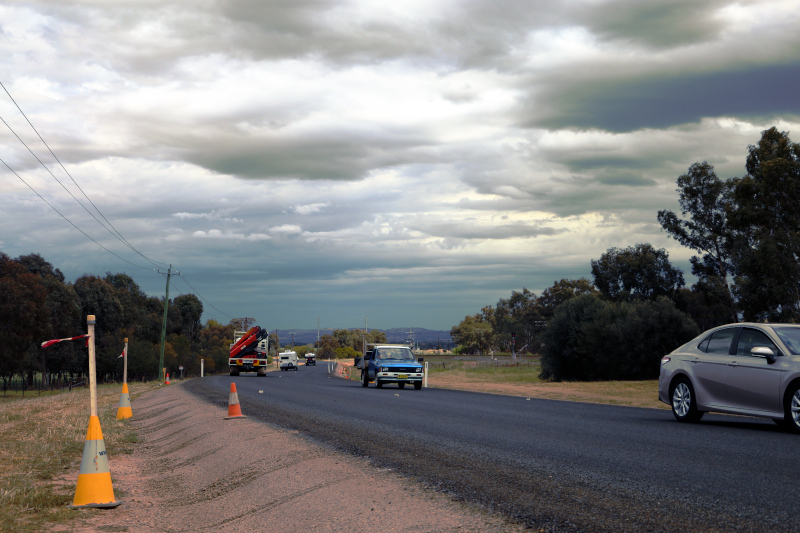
79 383 524 533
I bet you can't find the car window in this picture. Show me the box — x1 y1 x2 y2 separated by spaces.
704 328 737 354
375 348 414 360
736 328 779 357
698 336 711 352
773 327 800 355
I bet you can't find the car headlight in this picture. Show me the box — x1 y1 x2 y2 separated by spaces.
381 367 389 372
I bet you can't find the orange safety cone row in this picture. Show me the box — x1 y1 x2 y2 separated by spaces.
116 383 132 420
71 416 122 508
224 382 246 419
165 372 170 385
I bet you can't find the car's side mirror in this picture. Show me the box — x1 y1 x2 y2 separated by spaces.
751 346 777 364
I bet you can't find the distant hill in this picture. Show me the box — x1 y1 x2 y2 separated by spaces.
272 327 453 347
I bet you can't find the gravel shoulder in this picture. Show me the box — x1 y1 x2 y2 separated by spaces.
80 382 524 533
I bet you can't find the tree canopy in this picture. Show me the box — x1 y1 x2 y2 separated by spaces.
591 243 684 302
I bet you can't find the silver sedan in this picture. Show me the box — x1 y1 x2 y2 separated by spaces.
659 322 800 432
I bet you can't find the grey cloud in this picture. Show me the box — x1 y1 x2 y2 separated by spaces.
528 62 800 132
592 169 656 186
579 0 728 49
413 220 564 240
119 110 436 180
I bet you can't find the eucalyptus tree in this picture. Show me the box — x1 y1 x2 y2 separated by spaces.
728 127 800 321
657 162 737 321
591 243 684 302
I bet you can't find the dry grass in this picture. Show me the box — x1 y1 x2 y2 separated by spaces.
423 357 666 409
0 381 163 532
346 356 665 409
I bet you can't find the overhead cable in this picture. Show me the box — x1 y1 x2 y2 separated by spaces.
0 81 169 269
0 157 155 270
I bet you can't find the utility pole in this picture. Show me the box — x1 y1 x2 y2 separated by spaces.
317 316 320 344
236 317 255 330
364 314 368 333
157 264 174 382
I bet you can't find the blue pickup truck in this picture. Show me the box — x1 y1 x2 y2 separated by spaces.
358 344 424 390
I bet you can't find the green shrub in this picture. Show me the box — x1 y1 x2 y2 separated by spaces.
540 295 699 381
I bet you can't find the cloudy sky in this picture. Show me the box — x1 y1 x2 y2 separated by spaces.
1 0 799 332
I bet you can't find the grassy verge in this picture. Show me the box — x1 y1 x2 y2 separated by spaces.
0 380 163 532
344 355 664 409
421 356 666 409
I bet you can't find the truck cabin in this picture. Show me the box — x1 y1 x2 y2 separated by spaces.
370 346 415 361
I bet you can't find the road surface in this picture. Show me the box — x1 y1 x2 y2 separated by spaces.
184 365 800 532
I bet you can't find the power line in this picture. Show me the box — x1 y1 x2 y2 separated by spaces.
0 81 169 270
1 82 237 323
175 273 235 319
0 157 156 270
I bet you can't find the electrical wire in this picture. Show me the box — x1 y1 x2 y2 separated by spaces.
1 82 237 321
176 273 235 319
0 81 169 269
1 157 156 270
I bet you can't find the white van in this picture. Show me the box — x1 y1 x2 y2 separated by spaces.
279 351 299 371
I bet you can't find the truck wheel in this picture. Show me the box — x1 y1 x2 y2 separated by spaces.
376 379 383 389
361 370 369 387
398 383 405 389
414 382 422 390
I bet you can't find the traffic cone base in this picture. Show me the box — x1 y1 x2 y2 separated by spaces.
116 383 132 420
71 416 122 509
224 382 246 419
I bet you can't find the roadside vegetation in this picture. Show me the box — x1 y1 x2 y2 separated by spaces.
0 381 162 532
451 127 800 382
421 355 664 409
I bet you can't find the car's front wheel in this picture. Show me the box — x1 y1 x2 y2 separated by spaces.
361 370 369 388
783 383 800 433
671 378 704 423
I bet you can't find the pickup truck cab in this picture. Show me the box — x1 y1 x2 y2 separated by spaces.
359 345 423 390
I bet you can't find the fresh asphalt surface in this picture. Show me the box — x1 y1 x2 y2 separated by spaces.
184 364 800 532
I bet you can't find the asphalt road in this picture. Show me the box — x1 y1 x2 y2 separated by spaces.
184 365 800 532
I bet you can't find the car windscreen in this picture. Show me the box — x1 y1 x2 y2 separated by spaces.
375 348 414 360
773 327 800 355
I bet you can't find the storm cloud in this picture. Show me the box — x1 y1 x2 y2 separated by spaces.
1 0 799 329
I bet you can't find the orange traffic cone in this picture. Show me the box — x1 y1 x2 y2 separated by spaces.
71 416 122 508
165 373 170 385
116 383 132 420
224 383 246 419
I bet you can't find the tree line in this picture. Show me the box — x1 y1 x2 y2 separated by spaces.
0 252 244 390
451 127 800 381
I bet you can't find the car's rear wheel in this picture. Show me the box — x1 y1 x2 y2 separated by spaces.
671 378 703 422
361 370 369 387
783 383 800 433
